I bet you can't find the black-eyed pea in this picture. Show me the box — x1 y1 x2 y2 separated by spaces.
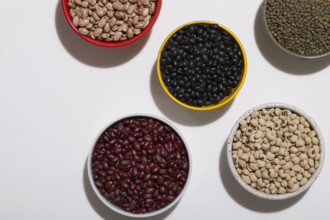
249 154 256 163
297 124 304 133
289 146 299 154
250 119 258 127
303 171 311 178
280 159 286 166
278 187 286 194
314 161 320 169
308 167 316 174
249 163 258 171
303 127 311 134
291 156 300 165
296 173 303 181
242 168 249 175
262 170 270 179
283 162 292 170
294 130 301 137
79 27 89 35
299 153 308 161
241 153 249 162
308 158 314 167
303 135 312 145
288 183 299 192
233 141 242 150
298 167 305 174
251 182 257 188
269 183 276 191
300 177 308 186
265 131 275 141
308 130 316 138
264 188 270 194
307 148 316 159
251 110 259 118
242 175 251 184
249 134 256 143
249 173 258 183
263 137 269 144
315 152 321 161
265 162 272 169
295 139 305 147
304 121 310 128
238 159 246 168
311 137 319 145
266 152 275 161
270 146 279 154
237 149 243 158
289 135 298 143
262 143 270 151
253 150 260 160
254 143 262 151
257 178 265 187
274 159 281 166
278 148 286 156
239 120 247 128
269 169 277 178
289 124 297 132
289 170 296 177
256 160 266 168
237 168 242 174
284 155 291 162
258 118 266 126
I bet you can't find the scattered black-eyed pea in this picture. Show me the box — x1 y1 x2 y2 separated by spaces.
291 156 300 165
303 171 311 178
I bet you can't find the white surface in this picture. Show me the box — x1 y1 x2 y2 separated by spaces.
0 0 329 220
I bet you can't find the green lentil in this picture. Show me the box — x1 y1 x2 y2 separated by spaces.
265 0 330 56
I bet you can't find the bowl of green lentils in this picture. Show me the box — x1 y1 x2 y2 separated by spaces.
262 0 330 59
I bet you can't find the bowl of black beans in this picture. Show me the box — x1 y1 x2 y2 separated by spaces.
157 21 247 110
87 114 191 217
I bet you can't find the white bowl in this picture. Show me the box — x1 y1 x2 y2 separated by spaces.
227 103 325 200
87 114 192 217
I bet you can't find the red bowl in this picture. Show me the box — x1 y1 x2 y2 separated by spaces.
61 0 162 47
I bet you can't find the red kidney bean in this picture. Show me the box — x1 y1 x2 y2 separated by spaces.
91 117 189 214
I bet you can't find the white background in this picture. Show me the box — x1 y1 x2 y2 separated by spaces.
0 0 329 219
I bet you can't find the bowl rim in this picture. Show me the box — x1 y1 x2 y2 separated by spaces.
262 0 330 59
157 20 247 111
61 0 162 48
226 102 325 200
87 113 192 217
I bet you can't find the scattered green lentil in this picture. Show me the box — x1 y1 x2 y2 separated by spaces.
265 0 330 56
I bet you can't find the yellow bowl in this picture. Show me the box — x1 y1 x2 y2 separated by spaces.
157 20 247 111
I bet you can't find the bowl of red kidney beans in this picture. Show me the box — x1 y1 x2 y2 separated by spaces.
87 114 191 217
